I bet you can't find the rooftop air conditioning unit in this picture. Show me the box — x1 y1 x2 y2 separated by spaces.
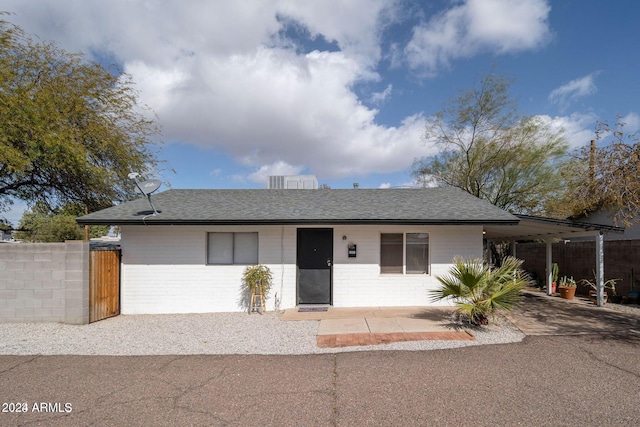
268 175 318 189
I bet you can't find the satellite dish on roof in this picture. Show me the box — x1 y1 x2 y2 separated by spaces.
134 179 162 196
128 173 161 216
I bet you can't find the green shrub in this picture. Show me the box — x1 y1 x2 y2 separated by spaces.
241 264 273 297
430 256 531 326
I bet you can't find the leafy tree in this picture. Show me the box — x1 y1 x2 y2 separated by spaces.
15 202 109 242
412 73 567 215
16 202 81 242
0 14 161 215
557 118 640 226
429 256 531 326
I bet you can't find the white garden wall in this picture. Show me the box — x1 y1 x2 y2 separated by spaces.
119 224 483 314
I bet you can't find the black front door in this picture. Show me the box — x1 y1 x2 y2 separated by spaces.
297 228 333 304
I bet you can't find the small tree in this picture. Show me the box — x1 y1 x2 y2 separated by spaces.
15 202 108 242
0 219 10 233
413 73 567 216
0 14 161 215
557 118 640 226
430 257 531 326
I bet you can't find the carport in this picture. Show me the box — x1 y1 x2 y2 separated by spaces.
483 214 625 307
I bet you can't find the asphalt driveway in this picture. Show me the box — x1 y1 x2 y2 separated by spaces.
1 293 639 426
507 291 640 336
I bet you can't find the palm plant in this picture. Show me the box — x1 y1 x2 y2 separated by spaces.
430 256 531 326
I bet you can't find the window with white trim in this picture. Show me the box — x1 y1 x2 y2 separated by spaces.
207 232 258 265
406 233 429 274
380 233 429 274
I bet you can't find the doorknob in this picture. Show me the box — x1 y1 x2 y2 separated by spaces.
327 259 332 267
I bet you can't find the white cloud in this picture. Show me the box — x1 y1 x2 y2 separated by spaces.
129 48 427 180
404 0 551 75
4 0 390 70
370 84 393 105
378 180 421 189
247 161 304 185
4 0 430 182
537 112 598 149
548 72 600 110
620 112 640 133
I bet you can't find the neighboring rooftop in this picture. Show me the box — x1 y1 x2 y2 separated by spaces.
76 187 519 226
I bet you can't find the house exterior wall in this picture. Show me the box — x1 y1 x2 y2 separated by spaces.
119 224 483 314
330 225 481 307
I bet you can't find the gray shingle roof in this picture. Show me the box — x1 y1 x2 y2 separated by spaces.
76 187 519 226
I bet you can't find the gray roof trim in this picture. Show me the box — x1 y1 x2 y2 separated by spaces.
483 214 625 241
79 218 519 226
516 214 625 234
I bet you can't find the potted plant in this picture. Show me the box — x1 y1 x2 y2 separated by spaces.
557 276 577 300
241 264 273 314
550 263 559 294
580 274 619 305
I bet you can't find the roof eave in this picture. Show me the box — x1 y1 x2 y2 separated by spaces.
515 214 625 234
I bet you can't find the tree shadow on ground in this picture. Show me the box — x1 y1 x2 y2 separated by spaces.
513 292 640 337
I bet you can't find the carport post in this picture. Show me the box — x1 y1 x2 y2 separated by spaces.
595 231 605 307
545 240 553 296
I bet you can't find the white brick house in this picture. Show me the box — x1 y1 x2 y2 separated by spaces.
77 188 520 314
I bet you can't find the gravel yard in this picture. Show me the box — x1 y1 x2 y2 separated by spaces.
2 295 638 356
0 311 525 355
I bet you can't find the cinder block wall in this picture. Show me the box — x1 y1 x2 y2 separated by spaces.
0 241 89 324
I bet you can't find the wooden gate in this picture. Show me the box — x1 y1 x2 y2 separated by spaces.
89 248 121 323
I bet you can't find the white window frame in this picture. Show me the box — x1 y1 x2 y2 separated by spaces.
207 232 258 265
379 232 429 275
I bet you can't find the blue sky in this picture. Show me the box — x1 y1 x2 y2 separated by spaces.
3 0 640 223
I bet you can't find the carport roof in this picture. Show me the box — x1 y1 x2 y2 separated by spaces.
483 214 624 241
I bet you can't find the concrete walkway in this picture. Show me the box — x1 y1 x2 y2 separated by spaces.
282 306 476 347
